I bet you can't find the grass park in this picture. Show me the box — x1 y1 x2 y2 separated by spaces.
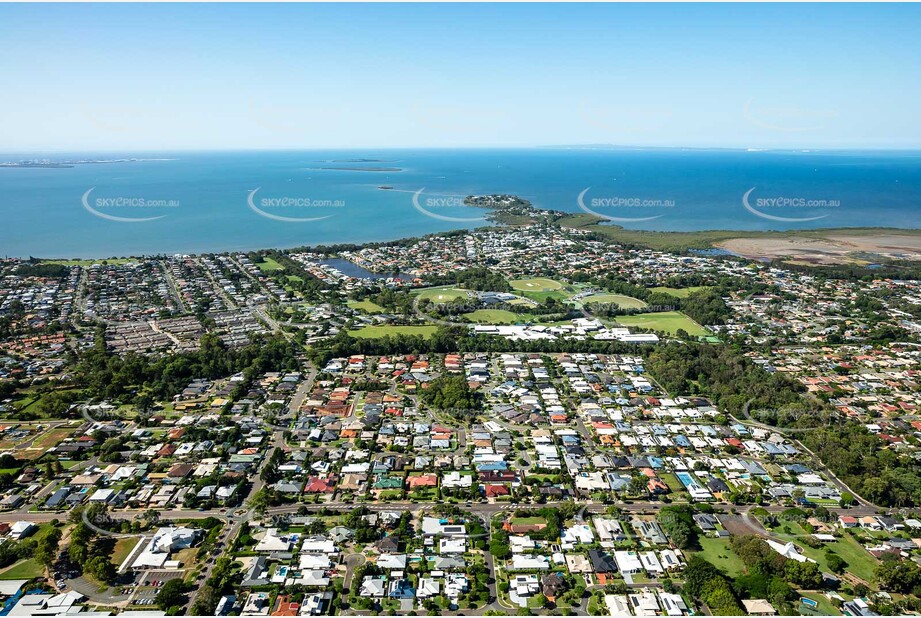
510 277 563 292
347 325 439 339
413 286 471 303
464 309 525 324
650 286 710 298
254 256 285 272
615 311 710 336
347 299 385 313
580 293 648 309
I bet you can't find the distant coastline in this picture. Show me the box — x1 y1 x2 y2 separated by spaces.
0 157 175 168
4 149 918 258
26 223 921 264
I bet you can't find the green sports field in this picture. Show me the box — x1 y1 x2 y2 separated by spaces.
615 311 709 336
581 293 648 309
650 286 710 298
414 287 470 303
510 277 564 292
254 256 285 272
347 325 439 339
347 299 385 313
464 309 524 324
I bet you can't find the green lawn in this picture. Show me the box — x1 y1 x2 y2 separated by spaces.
694 537 747 578
0 558 43 580
347 325 439 339
109 537 141 567
773 525 879 585
798 593 840 616
510 516 547 526
581 293 648 309
615 311 710 336
255 256 285 272
414 286 470 303
464 309 525 324
649 286 710 298
659 472 685 493
510 277 563 292
347 299 385 313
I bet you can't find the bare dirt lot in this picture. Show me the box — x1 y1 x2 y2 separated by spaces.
716 234 921 265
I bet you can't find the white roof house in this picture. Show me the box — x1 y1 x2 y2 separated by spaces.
377 553 407 570
132 526 201 569
416 577 441 599
594 518 626 545
560 524 594 550
254 528 295 553
8 521 35 540
605 595 632 616
614 550 643 575
766 539 813 563
510 554 550 571
440 538 466 554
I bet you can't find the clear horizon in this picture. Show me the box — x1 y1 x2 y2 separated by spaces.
5 145 921 156
1 3 919 151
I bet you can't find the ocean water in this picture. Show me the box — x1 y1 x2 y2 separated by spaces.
0 148 919 258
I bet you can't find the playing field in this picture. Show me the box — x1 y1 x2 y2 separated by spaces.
615 311 709 336
581 293 648 309
510 278 563 292
650 286 710 298
464 309 524 324
255 256 285 272
347 299 385 313
347 325 439 339
415 287 470 303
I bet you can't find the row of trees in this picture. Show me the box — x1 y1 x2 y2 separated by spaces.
76 328 301 404
67 506 118 584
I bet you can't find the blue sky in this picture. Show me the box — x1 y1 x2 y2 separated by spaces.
1 3 919 151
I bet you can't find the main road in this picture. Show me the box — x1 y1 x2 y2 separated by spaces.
3 498 890 526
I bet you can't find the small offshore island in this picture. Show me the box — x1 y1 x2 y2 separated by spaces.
310 166 403 172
